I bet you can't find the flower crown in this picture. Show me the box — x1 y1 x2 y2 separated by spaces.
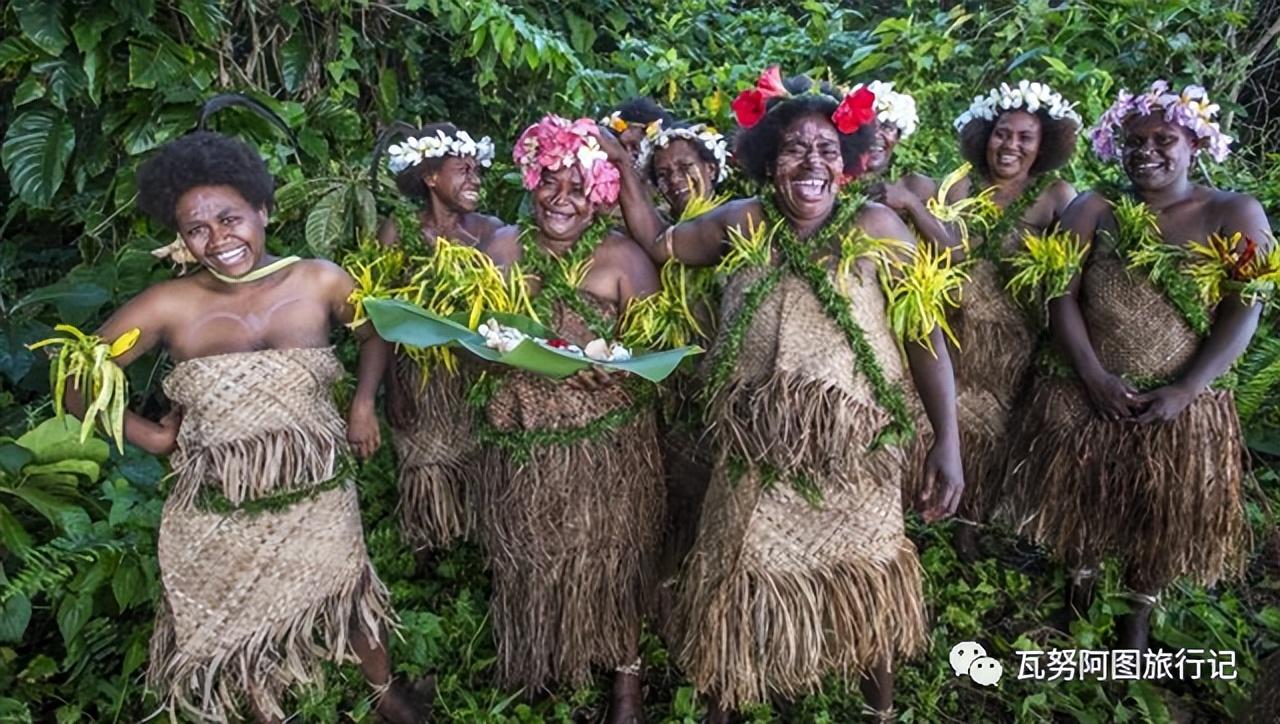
387 129 495 174
1090 80 1232 163
731 66 877 134
636 121 731 184
514 114 621 206
851 80 919 138
952 80 1082 132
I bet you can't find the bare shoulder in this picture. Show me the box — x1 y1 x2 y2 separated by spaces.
483 224 522 266
1206 186 1271 241
901 172 938 200
1044 178 1077 205
599 229 653 265
719 197 766 227
946 174 974 203
1207 187 1265 217
856 200 913 239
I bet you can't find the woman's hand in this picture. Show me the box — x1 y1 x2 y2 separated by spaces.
146 408 183 456
916 439 965 523
1081 370 1141 421
594 125 631 167
868 181 918 214
1132 383 1197 424
347 398 382 460
562 366 614 392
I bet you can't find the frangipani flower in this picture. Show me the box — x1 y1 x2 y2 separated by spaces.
1089 80 1233 163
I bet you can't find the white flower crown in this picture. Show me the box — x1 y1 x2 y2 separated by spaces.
851 80 919 138
386 129 495 174
953 80 1082 132
636 122 731 184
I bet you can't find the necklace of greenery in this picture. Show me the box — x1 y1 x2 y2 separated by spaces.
968 174 1052 265
704 188 915 448
465 372 655 466
1106 191 1212 335
518 217 616 339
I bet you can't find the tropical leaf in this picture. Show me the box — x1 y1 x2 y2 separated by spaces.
305 185 351 256
2 108 76 208
13 0 69 56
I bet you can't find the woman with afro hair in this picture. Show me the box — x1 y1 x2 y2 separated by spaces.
942 81 1081 561
375 122 504 552
611 69 964 720
67 131 421 722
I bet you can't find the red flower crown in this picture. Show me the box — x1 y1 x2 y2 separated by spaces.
730 65 877 134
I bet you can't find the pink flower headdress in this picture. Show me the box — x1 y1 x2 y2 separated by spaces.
513 114 621 206
1090 80 1232 163
730 66 876 135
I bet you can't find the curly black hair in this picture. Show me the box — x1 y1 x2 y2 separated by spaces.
958 110 1079 180
392 122 469 200
732 76 876 184
614 97 674 125
136 131 275 230
644 121 723 186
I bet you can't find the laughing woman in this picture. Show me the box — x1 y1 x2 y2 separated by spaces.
855 80 955 250
59 132 416 722
943 81 1080 558
1005 82 1268 649
616 70 963 720
375 123 501 550
477 115 665 723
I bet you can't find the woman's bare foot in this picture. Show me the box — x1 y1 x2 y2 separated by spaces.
953 521 980 564
1116 592 1156 653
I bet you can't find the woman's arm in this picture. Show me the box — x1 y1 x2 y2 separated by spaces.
330 265 390 459
595 129 670 260
876 174 962 251
1049 194 1145 421
1134 195 1272 423
64 286 181 455
860 203 964 520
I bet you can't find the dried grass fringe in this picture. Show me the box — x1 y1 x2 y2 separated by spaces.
168 425 345 509
146 567 391 722
396 462 473 550
673 542 926 709
476 413 664 692
1003 377 1249 589
710 369 899 485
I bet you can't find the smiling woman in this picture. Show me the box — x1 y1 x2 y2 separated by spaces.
611 69 965 721
1005 80 1270 653
70 131 425 723
373 122 507 552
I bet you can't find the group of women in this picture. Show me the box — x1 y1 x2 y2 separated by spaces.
60 67 1273 723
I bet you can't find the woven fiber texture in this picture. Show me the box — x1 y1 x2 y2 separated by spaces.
477 294 665 691
949 252 1037 521
389 353 477 549
674 261 926 708
162 347 348 509
149 348 392 721
1002 249 1247 591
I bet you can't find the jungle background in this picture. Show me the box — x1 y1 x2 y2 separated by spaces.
2 0 1280 721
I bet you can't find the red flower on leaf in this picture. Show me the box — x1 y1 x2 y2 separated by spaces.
756 65 787 98
732 88 768 128
831 87 876 134
1231 237 1259 280
547 338 570 349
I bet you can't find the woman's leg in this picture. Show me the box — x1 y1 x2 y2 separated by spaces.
350 619 424 724
607 636 644 723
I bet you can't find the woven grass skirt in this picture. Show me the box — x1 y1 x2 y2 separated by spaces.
673 267 927 708
148 348 392 721
388 353 477 549
1002 248 1248 591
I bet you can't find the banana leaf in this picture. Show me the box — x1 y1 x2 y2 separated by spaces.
365 298 701 382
